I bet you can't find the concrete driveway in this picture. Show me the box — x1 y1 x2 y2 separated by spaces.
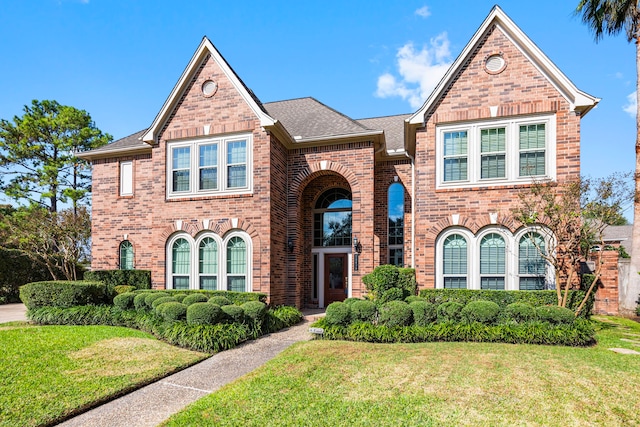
0 303 27 323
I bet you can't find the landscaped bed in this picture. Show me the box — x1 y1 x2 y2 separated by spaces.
163 316 640 426
0 323 207 427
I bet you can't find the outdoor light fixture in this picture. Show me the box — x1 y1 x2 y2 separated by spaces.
353 235 362 271
288 237 294 253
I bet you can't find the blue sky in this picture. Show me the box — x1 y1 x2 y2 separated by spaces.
0 0 636 215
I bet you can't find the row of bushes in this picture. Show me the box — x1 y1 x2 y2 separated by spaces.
28 304 303 353
84 270 151 290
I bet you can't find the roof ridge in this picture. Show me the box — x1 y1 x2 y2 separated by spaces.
305 97 370 131
356 113 412 121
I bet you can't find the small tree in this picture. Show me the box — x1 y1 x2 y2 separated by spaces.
513 173 633 316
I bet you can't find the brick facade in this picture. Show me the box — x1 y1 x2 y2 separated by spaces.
86 8 602 310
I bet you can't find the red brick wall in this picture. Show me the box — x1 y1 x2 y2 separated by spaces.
412 24 581 289
593 251 620 315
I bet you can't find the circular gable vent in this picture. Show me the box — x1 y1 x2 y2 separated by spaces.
202 80 218 97
484 54 506 74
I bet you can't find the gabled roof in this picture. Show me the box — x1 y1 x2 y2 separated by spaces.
76 129 150 160
141 37 276 143
407 5 600 127
263 97 381 144
357 114 410 153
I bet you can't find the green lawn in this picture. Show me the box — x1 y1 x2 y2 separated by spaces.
0 323 207 427
164 316 640 426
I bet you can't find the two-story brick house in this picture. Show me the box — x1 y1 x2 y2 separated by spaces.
79 6 599 308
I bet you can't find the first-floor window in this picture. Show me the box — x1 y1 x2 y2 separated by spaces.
172 238 191 290
167 232 251 291
119 240 134 270
437 227 551 290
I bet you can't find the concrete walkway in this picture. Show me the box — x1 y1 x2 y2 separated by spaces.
0 303 27 323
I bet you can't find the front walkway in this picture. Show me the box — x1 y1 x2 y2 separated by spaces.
0 303 27 323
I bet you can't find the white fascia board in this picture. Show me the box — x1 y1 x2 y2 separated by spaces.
142 37 275 143
294 130 383 144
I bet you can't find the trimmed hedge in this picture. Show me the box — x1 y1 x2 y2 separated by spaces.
133 289 267 305
221 305 245 323
504 302 537 323
144 292 171 309
113 292 136 310
187 302 221 325
84 270 151 290
536 305 575 325
209 296 232 306
242 301 267 323
158 302 187 321
378 301 413 327
461 300 501 325
134 292 152 310
151 296 177 309
419 289 593 317
325 302 351 326
182 293 209 306
114 285 136 295
410 301 437 326
437 301 464 323
20 281 108 310
312 317 596 346
351 300 377 323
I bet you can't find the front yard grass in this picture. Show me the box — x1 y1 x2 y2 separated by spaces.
164 316 640 426
0 323 207 427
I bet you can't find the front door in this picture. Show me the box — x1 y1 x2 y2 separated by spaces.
325 253 348 305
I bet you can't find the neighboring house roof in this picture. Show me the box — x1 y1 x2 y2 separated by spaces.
357 114 411 153
263 97 381 144
603 224 633 254
76 129 150 160
407 5 600 126
142 37 277 144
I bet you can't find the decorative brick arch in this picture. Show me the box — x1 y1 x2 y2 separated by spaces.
160 220 199 241
291 160 360 202
218 218 259 239
426 212 520 242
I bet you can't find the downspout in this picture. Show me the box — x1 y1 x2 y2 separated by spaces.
405 150 416 268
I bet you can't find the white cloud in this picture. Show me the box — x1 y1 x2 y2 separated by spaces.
375 33 453 109
415 6 431 18
623 91 637 117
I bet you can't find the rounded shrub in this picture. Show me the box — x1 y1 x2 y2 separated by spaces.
409 300 437 326
152 296 177 309
182 293 209 306
536 305 575 325
378 300 413 327
208 296 232 306
133 292 153 310
461 300 501 324
405 296 427 304
504 302 537 323
221 304 245 323
343 297 363 306
158 301 187 321
144 292 170 309
187 302 221 325
173 294 187 303
242 301 267 322
325 302 351 326
350 300 377 323
379 287 405 304
437 301 464 323
114 285 136 295
113 292 136 310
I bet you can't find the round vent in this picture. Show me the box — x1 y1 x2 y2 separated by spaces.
484 54 506 74
202 80 218 97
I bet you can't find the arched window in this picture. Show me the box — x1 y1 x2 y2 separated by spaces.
199 237 218 290
313 188 352 247
443 234 467 289
480 233 505 290
518 233 546 290
171 238 191 290
119 241 134 270
227 236 247 292
388 182 404 266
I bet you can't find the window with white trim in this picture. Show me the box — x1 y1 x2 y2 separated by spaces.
437 115 555 188
436 227 553 290
167 134 252 198
120 161 133 196
166 231 252 291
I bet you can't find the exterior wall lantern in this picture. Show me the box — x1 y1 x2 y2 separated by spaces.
288 237 294 253
353 235 362 271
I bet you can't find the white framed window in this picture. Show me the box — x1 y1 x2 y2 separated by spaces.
167 133 252 198
436 115 556 188
119 240 134 270
166 231 252 292
436 226 553 290
120 161 133 196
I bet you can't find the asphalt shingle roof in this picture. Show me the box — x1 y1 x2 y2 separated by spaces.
357 114 410 152
80 129 148 155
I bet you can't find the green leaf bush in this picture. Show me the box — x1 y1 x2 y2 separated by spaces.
378 301 413 327
151 296 177 309
325 301 351 326
133 292 152 310
535 305 575 325
84 270 151 290
0 248 53 304
182 293 209 306
20 281 109 310
157 302 187 321
266 305 304 332
350 300 377 323
209 296 232 306
187 302 221 325
144 292 170 309
113 292 136 310
242 301 267 323
362 265 417 302
221 305 245 323
461 300 501 325
437 301 464 323
504 302 537 323
114 285 136 295
410 300 437 326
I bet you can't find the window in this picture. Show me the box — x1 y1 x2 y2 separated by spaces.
437 115 555 188
518 233 546 290
171 238 191 290
436 227 552 290
313 188 352 247
167 134 252 198
167 232 251 291
443 234 467 289
480 233 505 290
119 241 134 270
388 183 405 266
120 161 133 196
199 237 218 290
